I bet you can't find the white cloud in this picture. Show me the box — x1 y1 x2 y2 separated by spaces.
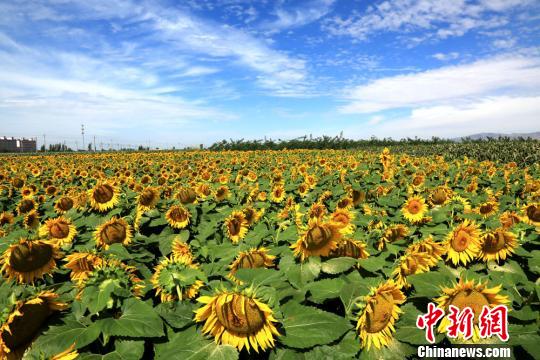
177 66 220 77
432 52 460 61
261 0 335 33
340 55 540 113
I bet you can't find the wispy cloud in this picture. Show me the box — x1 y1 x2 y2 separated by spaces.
261 0 335 34
432 52 460 61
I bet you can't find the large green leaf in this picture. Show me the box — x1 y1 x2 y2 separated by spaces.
305 278 346 304
321 257 358 274
99 298 165 338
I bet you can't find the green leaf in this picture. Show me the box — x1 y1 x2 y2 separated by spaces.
280 302 352 349
99 298 164 338
305 278 346 304
321 257 357 274
358 255 387 273
408 270 455 298
155 302 195 329
102 340 145 360
305 331 359 359
81 278 118 314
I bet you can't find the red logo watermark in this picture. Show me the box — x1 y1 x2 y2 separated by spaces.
416 303 509 343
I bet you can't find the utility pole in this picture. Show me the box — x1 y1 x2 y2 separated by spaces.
81 124 85 151
93 136 96 152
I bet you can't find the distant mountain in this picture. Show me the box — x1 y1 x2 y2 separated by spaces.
456 132 540 140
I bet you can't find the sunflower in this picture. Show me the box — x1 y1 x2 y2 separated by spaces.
308 202 327 219
392 251 433 288
1 239 62 283
243 206 264 227
64 252 105 283
39 216 77 245
88 182 119 212
176 187 198 204
444 220 481 266
298 183 309 197
377 224 409 251
17 198 36 215
23 210 40 229
229 248 276 281
478 228 518 262
329 208 355 234
329 238 369 259
0 212 14 227
270 185 285 203
291 218 341 261
165 205 191 229
151 255 205 302
475 200 499 218
51 345 79 360
137 186 160 211
401 196 428 223
499 211 521 229
521 203 540 226
336 197 354 210
435 279 509 341
429 186 452 206
406 236 446 267
0 291 67 359
215 185 230 202
194 290 280 353
94 217 132 249
356 280 405 350
171 237 193 260
54 196 75 214
224 211 249 244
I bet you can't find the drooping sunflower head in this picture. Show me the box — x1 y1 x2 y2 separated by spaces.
224 211 249 244
0 291 67 359
392 251 433 289
478 228 518 262
194 290 280 353
351 189 366 207
23 210 40 229
176 187 198 204
356 279 406 350
229 248 276 280
166 205 191 229
17 198 37 216
406 236 446 266
329 208 355 234
0 212 14 227
291 218 341 261
435 278 509 341
402 196 427 223
521 203 540 226
215 185 230 202
1 239 61 284
64 251 105 284
94 217 132 249
329 238 369 259
243 206 264 227
39 216 77 245
171 237 193 261
377 224 409 251
54 196 75 214
151 255 205 302
137 186 160 211
88 182 119 212
444 220 481 266
308 202 327 219
429 186 452 206
499 211 521 229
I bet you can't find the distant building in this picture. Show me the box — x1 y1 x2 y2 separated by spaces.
0 136 37 152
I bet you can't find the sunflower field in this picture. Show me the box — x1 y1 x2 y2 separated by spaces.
0 149 538 359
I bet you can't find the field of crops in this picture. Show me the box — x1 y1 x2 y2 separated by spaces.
0 149 538 359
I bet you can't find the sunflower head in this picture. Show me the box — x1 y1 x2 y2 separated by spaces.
356 280 405 350
23 210 40 229
499 211 521 229
176 187 198 204
88 183 119 212
270 185 285 203
0 291 67 358
330 208 355 234
39 216 77 245
166 205 191 229
224 211 249 244
329 238 369 259
429 186 452 206
1 239 61 284
402 196 427 223
64 252 105 284
521 203 540 226
478 228 518 262
0 212 14 227
54 196 75 214
308 202 327 219
243 206 263 226
215 186 230 202
229 248 276 281
444 220 481 266
137 186 160 211
392 251 433 288
406 236 446 266
94 217 132 249
17 198 36 215
435 278 509 341
151 255 205 302
194 290 280 353
291 218 341 261
475 200 499 218
377 224 409 251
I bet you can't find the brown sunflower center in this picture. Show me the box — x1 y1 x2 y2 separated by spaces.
18 199 34 214
238 252 266 269
432 189 447 205
526 205 540 222
227 218 241 236
93 184 114 204
305 224 333 250
365 293 394 333
452 229 472 252
1 302 51 349
483 231 506 253
215 296 265 334
407 200 422 214
333 213 350 224
178 189 197 204
57 197 74 211
10 243 53 272
449 289 489 319
480 203 494 214
404 257 419 275
100 222 127 244
413 176 423 186
49 221 70 239
332 240 362 258
139 189 157 206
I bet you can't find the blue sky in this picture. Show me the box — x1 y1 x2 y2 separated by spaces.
0 0 539 149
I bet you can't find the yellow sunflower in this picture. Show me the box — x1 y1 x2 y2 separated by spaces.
429 186 452 206
0 291 67 359
435 278 509 342
23 210 40 229
54 196 75 214
88 182 119 212
356 280 406 350
39 216 77 245
224 211 249 244
270 185 285 203
64 252 105 283
171 237 193 261
521 203 540 226
329 238 369 259
329 208 355 234
499 211 521 229
228 248 276 281
194 290 280 353
406 236 446 267
478 228 518 262
475 200 499 218
166 205 191 229
377 224 409 251
291 218 341 261
0 212 15 227
176 187 198 204
137 186 160 211
94 217 132 249
215 185 230 202
17 198 37 216
392 251 433 289
243 206 264 227
444 220 481 266
308 202 327 219
401 196 428 223
1 239 62 284
151 255 205 302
